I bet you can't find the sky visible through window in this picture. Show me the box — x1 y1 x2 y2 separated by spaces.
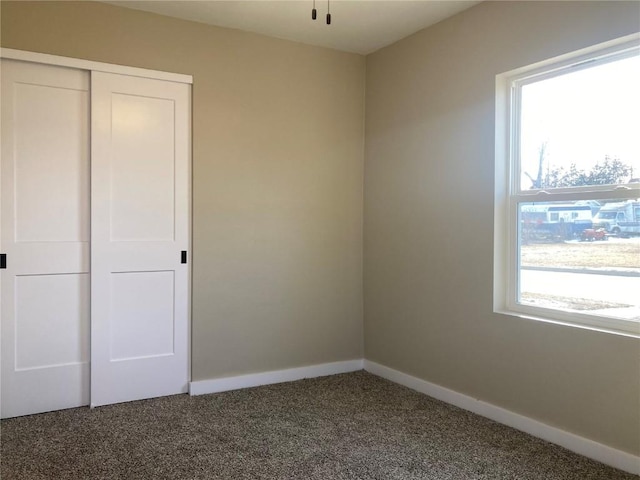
520 54 640 190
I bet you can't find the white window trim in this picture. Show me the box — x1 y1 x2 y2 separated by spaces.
494 33 640 338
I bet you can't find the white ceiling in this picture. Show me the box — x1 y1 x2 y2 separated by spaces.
104 1 481 55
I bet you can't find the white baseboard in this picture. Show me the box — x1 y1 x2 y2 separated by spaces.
189 359 364 396
364 360 640 476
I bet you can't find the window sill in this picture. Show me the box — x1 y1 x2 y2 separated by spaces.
495 306 640 339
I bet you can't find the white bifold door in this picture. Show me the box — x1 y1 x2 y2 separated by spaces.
0 59 190 418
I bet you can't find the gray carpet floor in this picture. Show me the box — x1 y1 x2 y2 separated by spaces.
0 371 635 480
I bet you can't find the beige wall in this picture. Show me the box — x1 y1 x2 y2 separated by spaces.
364 1 640 454
0 1 365 379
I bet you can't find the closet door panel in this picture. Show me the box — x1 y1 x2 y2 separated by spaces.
15 274 89 369
90 71 190 407
13 80 90 243
1 60 90 418
109 93 176 242
109 270 175 360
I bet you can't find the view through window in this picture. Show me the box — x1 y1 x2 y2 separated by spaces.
518 199 639 321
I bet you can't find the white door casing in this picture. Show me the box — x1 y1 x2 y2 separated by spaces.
90 71 191 407
1 60 91 418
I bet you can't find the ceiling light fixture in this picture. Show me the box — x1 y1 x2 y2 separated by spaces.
311 0 331 25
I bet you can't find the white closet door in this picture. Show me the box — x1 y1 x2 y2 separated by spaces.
1 60 90 418
90 72 190 407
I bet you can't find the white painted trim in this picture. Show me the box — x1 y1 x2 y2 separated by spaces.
364 360 640 475
0 48 192 84
189 359 364 396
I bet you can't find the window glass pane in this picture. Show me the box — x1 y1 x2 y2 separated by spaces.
519 54 640 190
518 200 640 321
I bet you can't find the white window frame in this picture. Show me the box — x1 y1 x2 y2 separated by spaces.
494 33 640 338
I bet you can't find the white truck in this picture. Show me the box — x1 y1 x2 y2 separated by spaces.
592 200 640 236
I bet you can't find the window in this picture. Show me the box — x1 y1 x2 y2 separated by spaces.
495 34 640 336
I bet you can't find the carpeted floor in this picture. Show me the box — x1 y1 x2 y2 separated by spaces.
0 371 635 479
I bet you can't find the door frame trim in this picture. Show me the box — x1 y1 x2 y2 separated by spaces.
1 48 192 84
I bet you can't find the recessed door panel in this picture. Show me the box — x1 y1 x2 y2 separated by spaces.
15 273 89 370
110 271 175 361
14 83 89 243
110 94 175 242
